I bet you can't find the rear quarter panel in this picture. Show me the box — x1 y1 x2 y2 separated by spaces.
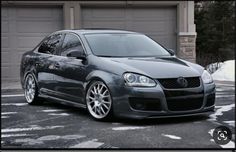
20 51 37 89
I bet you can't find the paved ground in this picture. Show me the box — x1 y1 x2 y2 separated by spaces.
1 81 235 149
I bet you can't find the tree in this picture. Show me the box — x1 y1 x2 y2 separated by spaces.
195 1 235 66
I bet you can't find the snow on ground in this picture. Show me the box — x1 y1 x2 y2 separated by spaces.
206 62 223 74
161 134 182 140
211 60 235 81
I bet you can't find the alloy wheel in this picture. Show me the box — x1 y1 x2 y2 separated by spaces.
86 81 112 119
24 74 36 103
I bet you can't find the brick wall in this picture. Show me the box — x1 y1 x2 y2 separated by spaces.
177 35 196 63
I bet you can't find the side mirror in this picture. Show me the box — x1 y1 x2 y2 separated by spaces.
66 50 86 60
168 49 176 56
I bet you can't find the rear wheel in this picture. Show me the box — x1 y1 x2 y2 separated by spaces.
24 73 40 104
86 81 113 120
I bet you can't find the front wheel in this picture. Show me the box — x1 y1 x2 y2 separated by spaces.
24 73 40 105
86 81 113 121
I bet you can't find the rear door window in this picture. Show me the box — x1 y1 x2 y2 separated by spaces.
38 33 64 55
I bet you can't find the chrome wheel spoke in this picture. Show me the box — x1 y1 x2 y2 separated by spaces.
97 108 102 115
94 106 97 114
92 105 96 110
102 90 108 96
101 95 109 99
30 93 33 100
89 96 95 100
93 87 98 94
31 89 35 94
89 100 95 104
98 85 104 93
91 89 95 95
28 79 32 86
96 84 100 93
102 103 109 109
100 106 105 115
102 99 110 103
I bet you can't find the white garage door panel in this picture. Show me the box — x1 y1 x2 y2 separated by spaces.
82 8 126 29
1 7 63 82
1 51 10 64
83 8 126 19
17 37 45 48
17 8 55 18
130 21 166 33
83 21 126 29
17 21 58 33
82 7 176 50
2 21 9 32
1 36 9 48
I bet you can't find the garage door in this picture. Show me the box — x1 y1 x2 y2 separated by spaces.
82 7 177 50
1 6 63 82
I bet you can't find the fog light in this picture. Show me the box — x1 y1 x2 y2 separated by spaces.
134 103 146 110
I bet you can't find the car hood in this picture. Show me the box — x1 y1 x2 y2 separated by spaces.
101 57 202 78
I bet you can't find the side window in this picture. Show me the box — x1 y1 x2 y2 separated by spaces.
38 33 63 55
60 33 83 56
38 38 49 54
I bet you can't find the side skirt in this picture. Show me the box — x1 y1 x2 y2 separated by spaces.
38 93 87 109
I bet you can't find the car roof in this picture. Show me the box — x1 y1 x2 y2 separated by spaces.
55 29 139 35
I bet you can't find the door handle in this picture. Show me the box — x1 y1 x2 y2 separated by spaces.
54 63 60 69
35 62 41 67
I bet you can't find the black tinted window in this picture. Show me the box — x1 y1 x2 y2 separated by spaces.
38 33 63 55
61 33 83 56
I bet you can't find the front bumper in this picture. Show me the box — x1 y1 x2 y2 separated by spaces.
110 81 216 119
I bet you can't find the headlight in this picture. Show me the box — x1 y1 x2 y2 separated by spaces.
123 73 156 87
201 70 213 84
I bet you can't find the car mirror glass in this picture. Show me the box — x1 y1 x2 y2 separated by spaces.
66 50 86 60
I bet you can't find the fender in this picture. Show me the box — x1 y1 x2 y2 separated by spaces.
84 70 123 95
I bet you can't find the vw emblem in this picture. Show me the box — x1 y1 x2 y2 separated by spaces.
177 77 188 88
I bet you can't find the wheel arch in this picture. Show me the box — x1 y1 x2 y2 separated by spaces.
84 70 123 101
85 70 119 90
23 69 38 89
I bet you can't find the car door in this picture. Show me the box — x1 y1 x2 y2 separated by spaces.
53 32 88 103
35 33 64 95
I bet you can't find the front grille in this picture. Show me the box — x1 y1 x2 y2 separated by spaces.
157 77 200 89
167 96 204 111
164 89 204 97
129 97 162 111
163 85 204 111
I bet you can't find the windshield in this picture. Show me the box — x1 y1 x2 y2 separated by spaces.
84 33 170 57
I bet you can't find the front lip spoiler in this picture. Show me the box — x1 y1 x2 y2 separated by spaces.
145 110 214 119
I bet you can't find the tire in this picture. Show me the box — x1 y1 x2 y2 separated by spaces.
24 73 40 105
86 80 113 121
